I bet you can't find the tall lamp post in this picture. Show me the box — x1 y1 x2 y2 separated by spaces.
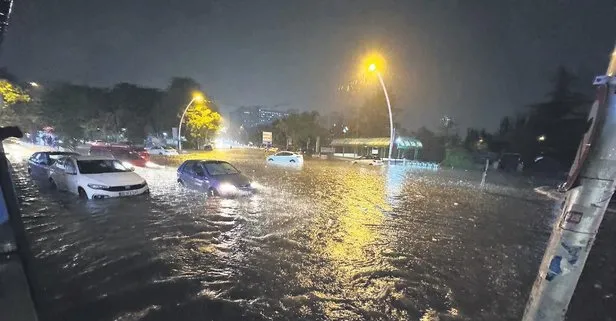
368 62 395 162
178 92 204 152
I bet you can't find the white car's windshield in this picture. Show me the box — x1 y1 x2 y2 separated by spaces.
203 162 240 176
77 160 131 174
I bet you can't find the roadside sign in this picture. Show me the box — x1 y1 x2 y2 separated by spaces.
262 131 272 144
320 147 334 153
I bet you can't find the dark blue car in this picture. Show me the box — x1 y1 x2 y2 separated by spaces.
177 160 257 196
28 151 79 178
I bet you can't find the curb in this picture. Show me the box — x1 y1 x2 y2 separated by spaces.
534 186 616 213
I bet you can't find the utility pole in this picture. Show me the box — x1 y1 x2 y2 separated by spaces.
522 44 616 321
0 0 13 48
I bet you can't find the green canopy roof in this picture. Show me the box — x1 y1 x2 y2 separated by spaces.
330 136 422 149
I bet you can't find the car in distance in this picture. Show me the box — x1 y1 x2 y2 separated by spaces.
112 151 148 169
28 151 79 178
146 145 179 156
352 155 384 166
266 151 303 164
49 155 148 199
177 160 258 196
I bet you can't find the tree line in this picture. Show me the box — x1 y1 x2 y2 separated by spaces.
0 70 222 148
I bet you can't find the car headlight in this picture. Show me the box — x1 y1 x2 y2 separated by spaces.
145 161 160 168
218 183 238 195
121 161 134 169
88 183 109 190
249 181 263 189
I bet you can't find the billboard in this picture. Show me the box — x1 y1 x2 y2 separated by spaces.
262 131 273 144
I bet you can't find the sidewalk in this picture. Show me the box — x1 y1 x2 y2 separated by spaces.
0 253 39 321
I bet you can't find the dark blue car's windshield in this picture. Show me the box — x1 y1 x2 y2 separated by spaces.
204 162 240 176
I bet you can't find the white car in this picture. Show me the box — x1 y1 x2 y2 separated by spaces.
146 146 178 156
352 155 384 166
266 151 304 164
49 155 149 200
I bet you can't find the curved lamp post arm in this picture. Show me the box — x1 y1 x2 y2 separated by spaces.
376 71 394 162
177 97 197 152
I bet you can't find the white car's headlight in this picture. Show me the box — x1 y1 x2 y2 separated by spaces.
88 183 109 190
249 181 263 189
121 161 134 169
218 183 238 195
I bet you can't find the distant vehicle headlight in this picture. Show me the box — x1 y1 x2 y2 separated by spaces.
88 183 109 190
218 183 238 195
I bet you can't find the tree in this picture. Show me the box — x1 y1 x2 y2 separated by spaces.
264 112 326 151
522 66 590 163
498 116 510 137
0 79 30 106
185 101 222 148
106 83 163 142
155 77 203 134
38 83 104 143
348 90 398 138
413 127 445 162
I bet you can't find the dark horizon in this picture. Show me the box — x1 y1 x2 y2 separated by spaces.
1 0 615 132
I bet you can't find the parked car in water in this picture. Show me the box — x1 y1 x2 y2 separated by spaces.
351 155 384 166
112 151 148 169
146 145 179 156
28 151 79 178
266 151 303 164
49 155 148 200
177 160 258 196
89 143 150 160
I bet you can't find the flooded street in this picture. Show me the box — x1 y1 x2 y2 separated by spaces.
9 147 608 321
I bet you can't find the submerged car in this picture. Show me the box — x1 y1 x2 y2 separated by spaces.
177 160 258 196
49 155 149 199
266 151 303 164
28 151 79 178
352 155 384 166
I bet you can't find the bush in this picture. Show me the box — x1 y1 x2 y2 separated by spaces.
441 147 475 169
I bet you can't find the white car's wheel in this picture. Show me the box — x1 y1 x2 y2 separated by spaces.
78 187 88 199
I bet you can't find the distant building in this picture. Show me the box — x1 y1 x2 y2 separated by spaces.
230 106 289 129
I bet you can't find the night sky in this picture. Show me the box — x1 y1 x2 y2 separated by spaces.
1 0 615 131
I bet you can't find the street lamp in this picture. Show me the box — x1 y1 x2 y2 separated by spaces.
177 92 205 152
29 82 39 88
366 58 394 162
537 134 546 142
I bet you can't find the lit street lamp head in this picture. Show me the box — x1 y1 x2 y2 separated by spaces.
361 52 386 75
192 92 204 102
29 82 39 87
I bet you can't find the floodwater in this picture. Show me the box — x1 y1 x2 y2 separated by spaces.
6 147 614 321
